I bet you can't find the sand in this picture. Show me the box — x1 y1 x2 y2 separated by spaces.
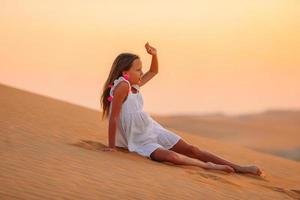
153 111 300 161
1 83 300 199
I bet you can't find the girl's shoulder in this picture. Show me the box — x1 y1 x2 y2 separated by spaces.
110 77 131 95
114 81 130 94
108 81 130 105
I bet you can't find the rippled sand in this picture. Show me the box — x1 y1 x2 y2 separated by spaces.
1 83 300 199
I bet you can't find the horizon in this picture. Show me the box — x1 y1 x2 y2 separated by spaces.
1 81 299 118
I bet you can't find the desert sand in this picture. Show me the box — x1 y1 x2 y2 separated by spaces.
1 83 300 199
153 110 300 161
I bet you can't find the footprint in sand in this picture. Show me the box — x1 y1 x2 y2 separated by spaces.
71 140 106 151
185 170 241 187
260 185 300 200
71 140 129 153
291 190 300 195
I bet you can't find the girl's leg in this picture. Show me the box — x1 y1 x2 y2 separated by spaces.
150 148 235 173
169 139 262 176
190 148 262 175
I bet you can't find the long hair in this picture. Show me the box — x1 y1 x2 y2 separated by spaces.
100 53 140 120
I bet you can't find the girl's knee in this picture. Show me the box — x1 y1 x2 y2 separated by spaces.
150 148 164 161
190 145 201 156
150 148 179 162
167 151 181 163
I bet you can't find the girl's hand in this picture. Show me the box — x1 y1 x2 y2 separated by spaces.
102 146 117 152
145 42 157 56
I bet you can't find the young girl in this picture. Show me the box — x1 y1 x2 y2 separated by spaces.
100 42 262 176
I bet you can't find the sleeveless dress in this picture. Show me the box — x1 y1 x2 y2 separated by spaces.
108 76 182 160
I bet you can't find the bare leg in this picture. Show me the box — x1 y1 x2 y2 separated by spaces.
190 148 262 176
150 148 235 173
169 139 262 176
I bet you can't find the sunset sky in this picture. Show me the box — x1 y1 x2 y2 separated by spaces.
1 0 299 116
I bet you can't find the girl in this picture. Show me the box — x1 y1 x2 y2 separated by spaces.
100 42 262 175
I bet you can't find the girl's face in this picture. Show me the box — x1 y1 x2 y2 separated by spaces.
123 58 144 85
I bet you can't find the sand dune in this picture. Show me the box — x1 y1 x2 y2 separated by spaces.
153 111 300 161
1 83 300 199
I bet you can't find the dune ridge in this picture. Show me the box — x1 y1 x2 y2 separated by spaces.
1 83 300 199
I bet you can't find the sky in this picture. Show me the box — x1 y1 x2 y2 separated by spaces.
1 0 299 116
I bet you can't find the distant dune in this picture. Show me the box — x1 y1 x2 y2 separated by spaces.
152 110 300 161
1 83 300 199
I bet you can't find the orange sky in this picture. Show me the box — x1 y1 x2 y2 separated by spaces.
1 0 299 116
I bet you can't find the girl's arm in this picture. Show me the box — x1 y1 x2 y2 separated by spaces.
139 55 158 87
139 42 158 87
149 54 158 74
107 82 130 148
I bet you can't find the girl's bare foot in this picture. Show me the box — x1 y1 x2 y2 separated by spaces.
236 165 262 176
206 162 235 173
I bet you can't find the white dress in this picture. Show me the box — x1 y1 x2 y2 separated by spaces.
108 76 182 160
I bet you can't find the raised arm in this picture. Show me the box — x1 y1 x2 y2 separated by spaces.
139 42 158 87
